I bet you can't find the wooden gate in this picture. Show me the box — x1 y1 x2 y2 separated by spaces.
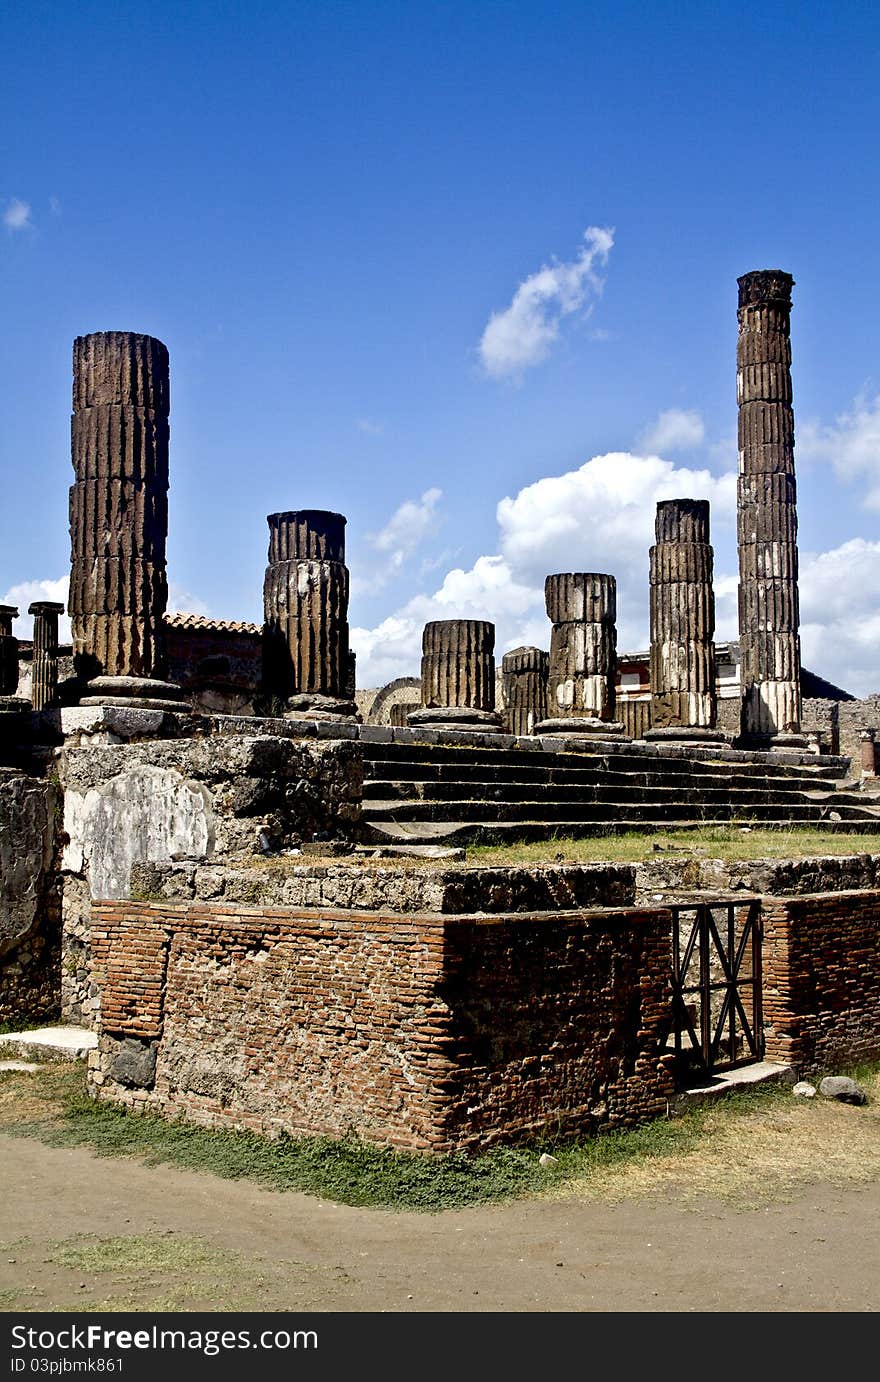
668 898 763 1082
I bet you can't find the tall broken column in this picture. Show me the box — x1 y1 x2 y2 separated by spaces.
536 573 626 737
501 646 548 736
407 620 501 731
262 509 357 718
69 332 183 710
28 601 64 710
646 500 722 742
736 270 803 743
0 606 19 698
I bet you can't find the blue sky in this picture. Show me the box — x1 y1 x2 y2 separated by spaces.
2 0 879 692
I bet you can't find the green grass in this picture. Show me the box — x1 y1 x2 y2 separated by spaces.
3 1066 790 1213
464 825 880 867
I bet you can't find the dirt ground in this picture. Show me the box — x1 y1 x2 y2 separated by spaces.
1 1129 878 1313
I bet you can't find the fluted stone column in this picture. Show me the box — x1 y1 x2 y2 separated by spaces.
536 574 625 736
501 646 548 736
408 620 501 731
736 271 803 743
262 510 357 718
645 500 723 743
29 601 64 710
0 605 19 698
69 332 184 711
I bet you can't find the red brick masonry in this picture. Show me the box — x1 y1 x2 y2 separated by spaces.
763 889 880 1074
89 889 880 1149
89 900 677 1151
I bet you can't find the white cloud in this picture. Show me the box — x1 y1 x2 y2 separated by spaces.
640 408 705 453
355 417 384 435
4 198 32 231
1 576 70 641
352 451 737 685
799 539 880 695
497 451 736 585
167 583 211 617
478 226 614 379
798 391 880 509
373 488 441 561
353 488 443 595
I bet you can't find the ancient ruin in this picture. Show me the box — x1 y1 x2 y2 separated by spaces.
262 509 356 718
0 605 18 699
28 601 64 711
501 646 548 736
69 332 172 689
537 572 625 736
1 269 879 1154
646 499 720 741
736 270 802 743
408 619 501 730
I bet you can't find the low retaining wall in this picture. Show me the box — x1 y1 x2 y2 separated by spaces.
763 889 880 1073
88 899 675 1151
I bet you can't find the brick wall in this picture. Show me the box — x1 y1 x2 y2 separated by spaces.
763 889 880 1073
89 899 675 1151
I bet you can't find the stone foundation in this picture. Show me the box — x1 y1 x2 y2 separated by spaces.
88 899 676 1151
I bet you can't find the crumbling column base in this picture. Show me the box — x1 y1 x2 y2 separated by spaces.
77 675 189 714
535 715 628 739
407 706 502 733
286 693 359 721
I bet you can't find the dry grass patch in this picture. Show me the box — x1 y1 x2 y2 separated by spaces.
553 1067 880 1208
467 827 880 867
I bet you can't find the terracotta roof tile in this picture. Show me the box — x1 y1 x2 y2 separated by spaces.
164 612 262 635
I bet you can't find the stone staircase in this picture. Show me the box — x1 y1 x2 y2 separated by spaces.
360 735 880 846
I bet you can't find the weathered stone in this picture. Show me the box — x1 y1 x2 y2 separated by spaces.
70 612 167 684
501 646 548 736
68 478 168 563
545 572 615 627
262 511 353 712
266 509 346 564
407 705 502 730
62 762 214 899
109 1037 157 1089
0 607 19 698
0 769 57 953
649 500 716 730
792 1081 816 1098
73 332 169 412
736 270 802 739
29 601 64 711
69 332 171 683
56 704 172 742
818 1075 868 1105
419 620 496 713
70 407 169 485
68 556 167 617
543 575 617 723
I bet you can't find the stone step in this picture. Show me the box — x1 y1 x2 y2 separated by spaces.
361 796 876 825
361 738 847 781
362 777 871 808
362 756 846 794
0 1025 97 1063
363 818 880 846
